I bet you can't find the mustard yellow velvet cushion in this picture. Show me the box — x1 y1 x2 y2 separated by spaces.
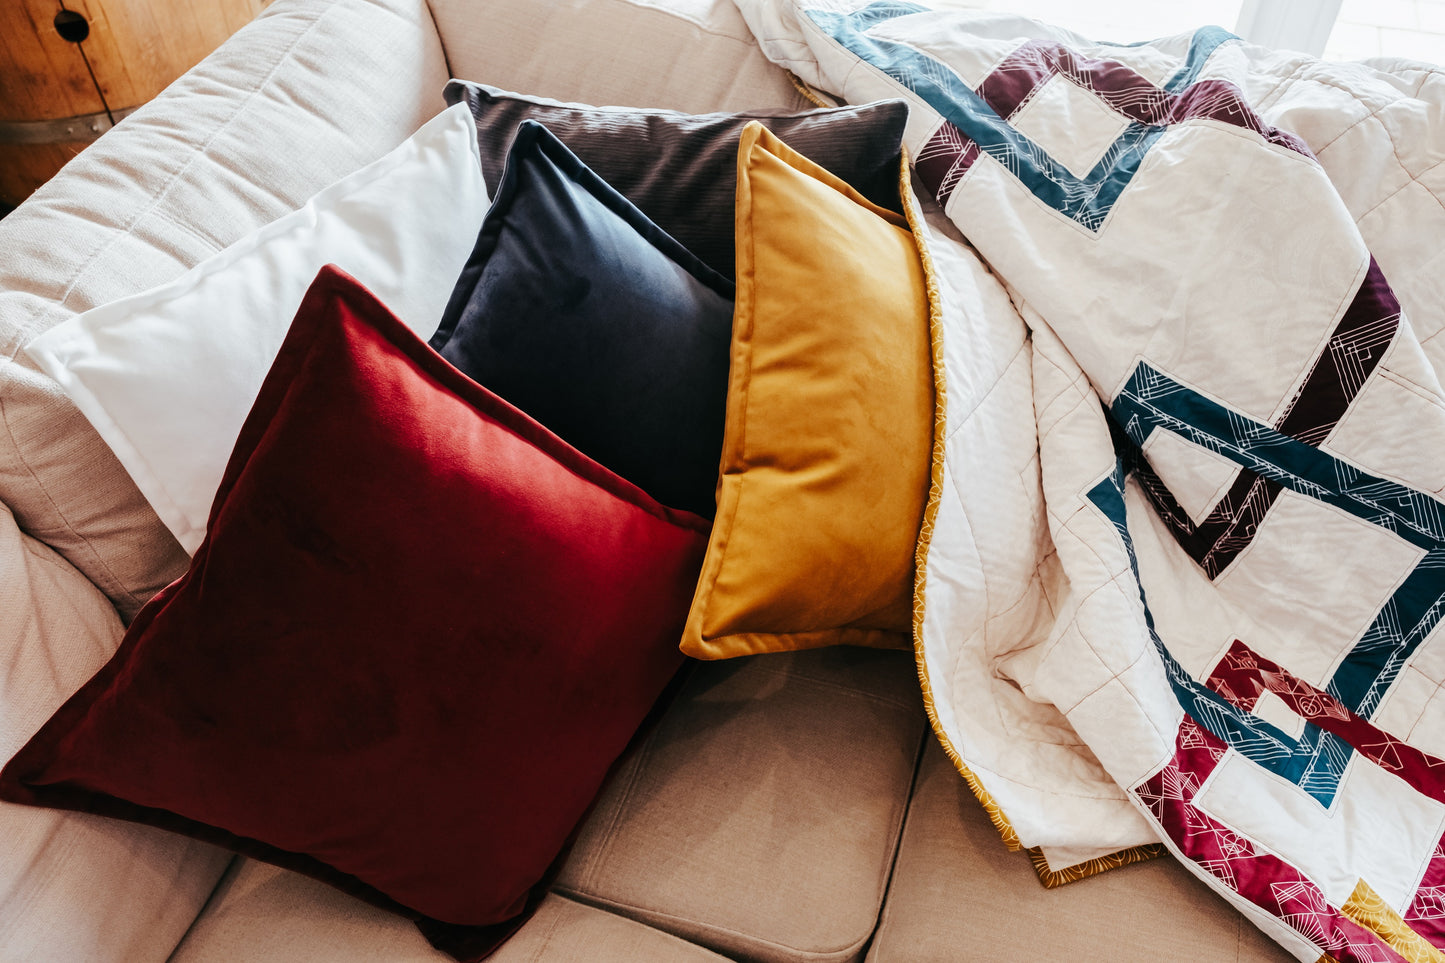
680 122 934 660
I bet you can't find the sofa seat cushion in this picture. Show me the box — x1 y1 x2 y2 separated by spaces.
489 896 732 962
170 862 731 963
866 738 1298 962
0 0 448 619
168 859 451 963
555 647 927 963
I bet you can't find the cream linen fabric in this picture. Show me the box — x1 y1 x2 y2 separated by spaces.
867 740 1295 962
0 504 232 962
25 103 488 555
428 0 809 114
0 0 447 618
555 648 927 963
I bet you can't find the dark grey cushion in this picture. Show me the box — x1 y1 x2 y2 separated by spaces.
443 80 909 278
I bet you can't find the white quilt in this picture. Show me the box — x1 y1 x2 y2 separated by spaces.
734 1 1445 958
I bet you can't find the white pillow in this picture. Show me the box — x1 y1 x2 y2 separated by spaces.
25 102 489 555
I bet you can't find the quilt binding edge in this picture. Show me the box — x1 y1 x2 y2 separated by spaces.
893 135 1165 888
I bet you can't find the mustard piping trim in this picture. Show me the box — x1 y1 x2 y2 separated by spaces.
898 143 1019 851
1340 879 1445 962
1027 844 1165 888
787 70 834 108
899 149 1163 883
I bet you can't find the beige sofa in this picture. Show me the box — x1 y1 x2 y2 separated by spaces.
0 0 1298 959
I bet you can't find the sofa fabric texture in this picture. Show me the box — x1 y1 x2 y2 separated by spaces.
427 0 809 117
487 896 735 963
0 504 232 961
556 648 928 963
868 739 1297 962
169 863 732 963
169 859 454 963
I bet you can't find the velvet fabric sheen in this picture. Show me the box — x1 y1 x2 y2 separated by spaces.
0 266 710 956
680 123 934 660
432 121 734 519
444 80 909 278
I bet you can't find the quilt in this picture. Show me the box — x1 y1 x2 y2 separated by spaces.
731 1 1445 959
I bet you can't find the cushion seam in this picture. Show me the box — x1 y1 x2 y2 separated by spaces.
863 728 930 961
527 894 568 962
553 888 877 963
164 854 241 962
577 725 660 894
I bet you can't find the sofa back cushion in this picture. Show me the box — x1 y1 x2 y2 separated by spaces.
0 0 448 619
427 0 806 115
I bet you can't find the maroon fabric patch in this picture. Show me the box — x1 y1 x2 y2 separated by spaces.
0 266 707 956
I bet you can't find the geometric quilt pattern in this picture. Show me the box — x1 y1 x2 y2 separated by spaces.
1090 446 1445 958
1096 360 1445 959
809 3 1304 230
784 3 1445 959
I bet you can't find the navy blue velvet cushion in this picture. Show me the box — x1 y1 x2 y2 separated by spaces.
431 121 735 519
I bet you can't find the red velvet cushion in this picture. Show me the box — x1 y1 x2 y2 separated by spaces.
0 265 708 955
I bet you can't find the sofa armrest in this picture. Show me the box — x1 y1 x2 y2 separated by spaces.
0 0 449 618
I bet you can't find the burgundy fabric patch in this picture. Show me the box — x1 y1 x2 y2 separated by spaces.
0 266 708 957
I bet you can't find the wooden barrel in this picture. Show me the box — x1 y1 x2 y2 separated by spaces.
0 0 267 208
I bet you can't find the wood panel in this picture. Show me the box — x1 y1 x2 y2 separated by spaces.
0 0 105 122
0 140 92 202
67 0 266 109
0 0 266 205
